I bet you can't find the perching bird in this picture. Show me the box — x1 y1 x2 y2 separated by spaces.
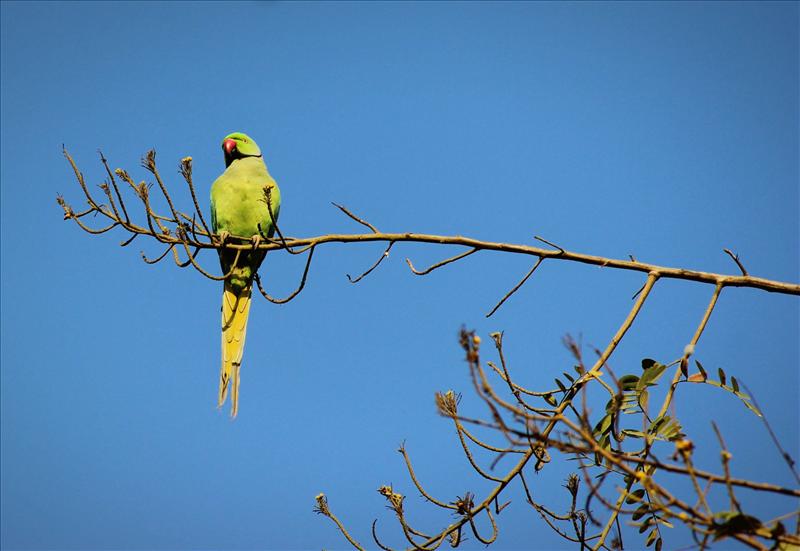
210 132 281 417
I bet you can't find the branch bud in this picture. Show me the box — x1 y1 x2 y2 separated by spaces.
452 492 474 515
435 390 460 417
459 327 480 363
56 195 73 219
564 473 580 498
377 485 404 514
142 149 157 173
313 493 330 516
180 157 193 181
675 438 694 457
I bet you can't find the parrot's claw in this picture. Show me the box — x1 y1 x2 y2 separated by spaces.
216 230 230 247
250 234 262 250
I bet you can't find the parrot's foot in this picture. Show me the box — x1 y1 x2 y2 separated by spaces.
250 234 262 250
216 230 230 247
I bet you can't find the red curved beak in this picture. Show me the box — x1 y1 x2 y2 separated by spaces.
223 138 237 154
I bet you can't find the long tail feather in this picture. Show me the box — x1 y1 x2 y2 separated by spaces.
218 281 252 417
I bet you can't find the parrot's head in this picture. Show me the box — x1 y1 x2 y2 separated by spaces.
221 132 262 167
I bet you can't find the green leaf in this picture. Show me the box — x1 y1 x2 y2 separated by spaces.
626 488 646 504
555 378 566 392
594 414 613 436
648 415 685 442
656 518 674 529
689 363 762 417
638 361 668 390
602 414 614 435
770 521 786 540
712 512 763 541
543 393 557 406
621 429 645 439
623 474 634 485
735 394 762 417
606 393 626 414
632 503 649 520
645 527 658 546
655 537 663 551
649 415 666 432
639 389 650 412
593 433 611 465
641 358 657 370
667 419 685 441
619 374 640 391
620 390 641 414
563 371 575 383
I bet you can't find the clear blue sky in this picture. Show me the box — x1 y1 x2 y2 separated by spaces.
1 2 797 550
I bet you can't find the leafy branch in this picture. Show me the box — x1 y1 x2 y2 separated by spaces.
316 330 799 550
58 147 800 549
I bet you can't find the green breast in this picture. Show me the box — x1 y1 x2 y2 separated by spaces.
211 157 281 239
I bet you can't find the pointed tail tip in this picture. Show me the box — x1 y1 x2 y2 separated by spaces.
214 399 237 419
230 395 239 419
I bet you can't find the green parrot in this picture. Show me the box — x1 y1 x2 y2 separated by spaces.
210 132 281 417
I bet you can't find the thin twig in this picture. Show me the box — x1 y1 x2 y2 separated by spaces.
660 283 723 420
485 257 545 317
406 248 478 275
98 150 131 223
332 202 379 233
535 235 565 254
371 520 398 551
398 443 458 510
141 244 174 264
348 242 394 283
314 494 366 551
723 248 748 276
178 156 212 238
261 186 303 255
254 246 315 304
711 422 741 513
744 384 800 485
